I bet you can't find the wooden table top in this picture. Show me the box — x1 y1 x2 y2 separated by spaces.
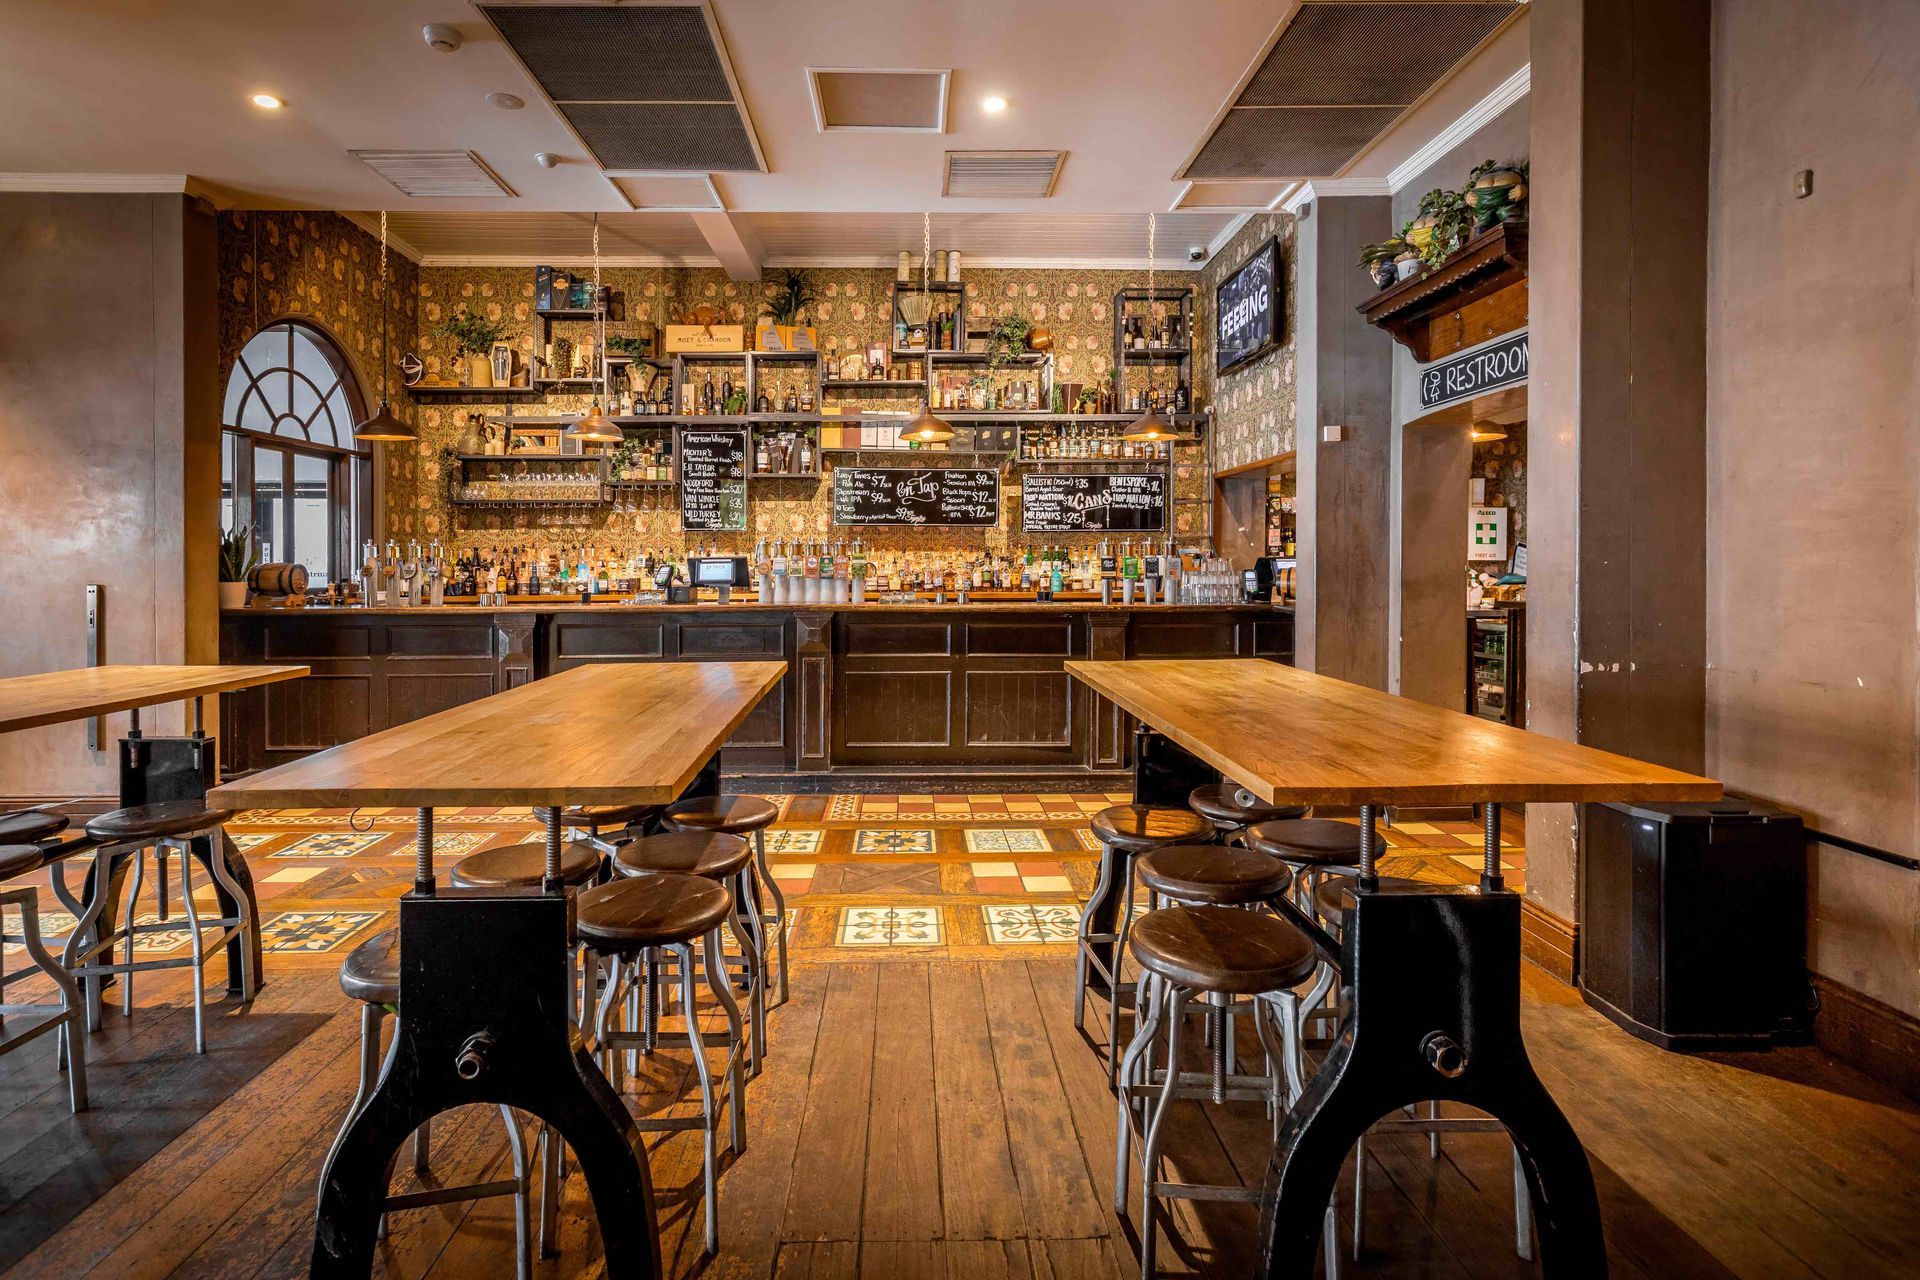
1065 659 1722 807
208 661 787 809
0 664 310 734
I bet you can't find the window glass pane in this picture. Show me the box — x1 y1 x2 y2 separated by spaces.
221 433 237 533
290 327 335 387
288 374 323 437
318 384 351 448
222 356 251 426
238 389 274 433
293 452 333 584
253 444 284 564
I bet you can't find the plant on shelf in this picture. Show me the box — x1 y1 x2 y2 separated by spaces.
605 334 653 360
723 389 749 415
1466 158 1529 231
1403 186 1476 272
432 308 515 390
985 314 1032 371
218 524 257 609
606 437 641 478
762 268 817 327
1358 236 1411 289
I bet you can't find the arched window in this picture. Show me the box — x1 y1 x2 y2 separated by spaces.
219 321 373 586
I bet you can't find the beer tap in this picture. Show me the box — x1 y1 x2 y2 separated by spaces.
359 540 380 607
382 539 401 606
397 541 421 608
426 541 446 607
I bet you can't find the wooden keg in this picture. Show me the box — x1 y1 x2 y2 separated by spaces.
249 562 309 597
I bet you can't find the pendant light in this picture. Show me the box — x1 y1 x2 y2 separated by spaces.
1124 211 1178 444
1469 420 1509 443
566 212 625 444
352 210 418 444
900 211 955 445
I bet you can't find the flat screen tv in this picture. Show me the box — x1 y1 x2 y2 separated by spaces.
1215 236 1282 375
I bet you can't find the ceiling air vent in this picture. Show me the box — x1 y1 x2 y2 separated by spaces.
942 151 1066 199
350 150 517 198
807 68 950 132
1178 0 1521 180
477 2 766 174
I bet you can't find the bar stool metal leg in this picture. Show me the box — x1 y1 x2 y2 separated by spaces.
0 887 88 1113
751 829 789 1007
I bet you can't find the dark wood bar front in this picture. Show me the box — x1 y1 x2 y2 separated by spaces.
219 603 1291 787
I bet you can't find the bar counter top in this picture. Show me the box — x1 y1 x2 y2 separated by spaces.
220 598 1289 616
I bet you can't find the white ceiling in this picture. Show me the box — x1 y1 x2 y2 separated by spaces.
0 0 1528 267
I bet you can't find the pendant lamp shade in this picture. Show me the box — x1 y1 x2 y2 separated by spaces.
567 401 625 443
901 400 956 445
353 209 418 444
1122 405 1178 443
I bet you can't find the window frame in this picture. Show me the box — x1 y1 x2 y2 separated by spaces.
220 319 376 581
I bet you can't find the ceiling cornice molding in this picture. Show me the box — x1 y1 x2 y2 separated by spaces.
1280 177 1392 214
338 211 425 265
1204 213 1257 259
417 254 713 268
409 254 1207 272
1385 63 1531 195
0 172 221 199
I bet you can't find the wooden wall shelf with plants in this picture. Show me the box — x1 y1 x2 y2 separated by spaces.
1358 220 1529 362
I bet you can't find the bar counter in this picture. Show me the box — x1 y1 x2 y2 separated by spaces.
219 600 1292 788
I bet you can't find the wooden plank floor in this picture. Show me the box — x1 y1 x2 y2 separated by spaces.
5 954 1920 1279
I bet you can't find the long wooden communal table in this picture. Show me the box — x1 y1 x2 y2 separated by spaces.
1064 659 1720 1279
0 663 308 994
210 660 785 1280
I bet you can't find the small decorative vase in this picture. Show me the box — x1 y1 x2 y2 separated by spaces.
1395 254 1421 282
468 354 494 389
218 581 248 610
1026 326 1053 352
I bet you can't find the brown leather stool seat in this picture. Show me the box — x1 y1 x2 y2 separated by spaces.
563 802 661 831
0 810 70 844
85 800 233 844
0 844 46 882
1090 804 1211 855
1187 783 1307 830
339 927 400 1005
1243 817 1364 866
613 830 751 881
660 794 779 835
1137 844 1293 906
449 839 601 889
1128 906 1318 996
575 873 733 953
1312 873 1425 923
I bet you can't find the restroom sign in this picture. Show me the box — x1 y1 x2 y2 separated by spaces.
1421 331 1528 410
1469 506 1508 561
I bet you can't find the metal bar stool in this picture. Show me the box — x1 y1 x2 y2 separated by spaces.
1073 803 1212 1081
610 829 767 1079
1115 903 1336 1280
325 928 537 1280
1312 872 1536 1263
57 801 256 1052
660 795 787 1006
0 844 88 1112
576 872 746 1256
1186 783 1306 844
562 802 663 855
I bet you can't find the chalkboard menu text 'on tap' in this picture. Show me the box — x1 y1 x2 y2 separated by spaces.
831 467 1000 527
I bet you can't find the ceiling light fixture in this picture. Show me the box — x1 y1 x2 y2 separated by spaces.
352 211 418 445
250 93 284 110
981 95 1008 114
486 92 525 110
566 213 625 445
901 211 955 445
1125 211 1180 444
1469 421 1509 443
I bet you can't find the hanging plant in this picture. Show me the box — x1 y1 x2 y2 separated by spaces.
432 307 513 357
1402 187 1476 272
762 268 816 325
985 314 1032 371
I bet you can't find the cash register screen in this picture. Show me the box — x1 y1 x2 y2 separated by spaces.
692 556 749 587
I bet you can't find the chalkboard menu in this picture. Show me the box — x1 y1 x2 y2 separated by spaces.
1216 235 1281 374
831 467 999 527
1022 472 1167 533
679 428 747 531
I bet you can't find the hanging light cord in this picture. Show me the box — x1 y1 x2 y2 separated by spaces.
377 210 389 404
1146 212 1156 405
921 210 932 300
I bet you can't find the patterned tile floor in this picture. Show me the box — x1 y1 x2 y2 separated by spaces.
2 795 1525 968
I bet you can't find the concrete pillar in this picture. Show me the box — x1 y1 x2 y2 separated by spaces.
1525 0 1711 919
1293 194 1393 688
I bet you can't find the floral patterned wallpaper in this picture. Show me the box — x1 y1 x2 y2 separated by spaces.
214 219 1238 558
1471 424 1527 573
1197 211 1299 470
215 210 422 518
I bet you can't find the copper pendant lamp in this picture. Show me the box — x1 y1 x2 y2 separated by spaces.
566 212 626 445
1124 211 1181 443
900 211 955 444
353 210 418 444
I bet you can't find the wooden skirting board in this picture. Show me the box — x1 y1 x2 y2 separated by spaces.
1811 973 1920 1102
1521 897 1578 984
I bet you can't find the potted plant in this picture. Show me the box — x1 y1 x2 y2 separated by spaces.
218 524 258 609
1358 237 1410 289
1467 158 1529 230
985 314 1032 371
1403 187 1477 273
432 308 514 388
760 268 817 350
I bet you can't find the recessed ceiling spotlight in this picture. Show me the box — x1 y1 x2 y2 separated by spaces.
487 92 525 110
250 93 284 110
534 152 561 169
981 95 1008 114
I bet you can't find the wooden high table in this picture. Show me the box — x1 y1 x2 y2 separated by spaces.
1065 659 1720 1279
0 663 309 994
210 659 786 1280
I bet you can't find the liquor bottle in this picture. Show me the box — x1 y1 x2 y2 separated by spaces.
800 383 815 413
755 433 770 474
799 433 815 473
756 386 771 413
721 371 734 408
1175 380 1190 412
703 374 717 415
526 554 541 595
597 556 611 594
